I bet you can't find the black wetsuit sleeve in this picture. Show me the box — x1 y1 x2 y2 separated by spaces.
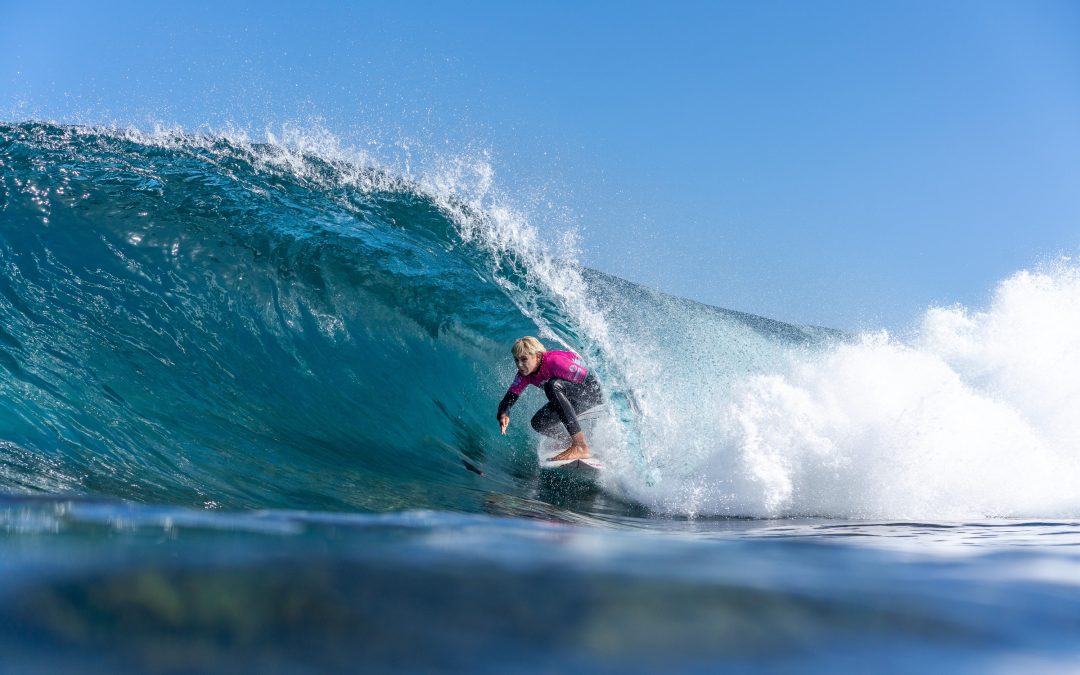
496 391 519 419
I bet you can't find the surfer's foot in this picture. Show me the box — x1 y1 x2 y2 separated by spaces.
549 445 589 461
549 433 590 461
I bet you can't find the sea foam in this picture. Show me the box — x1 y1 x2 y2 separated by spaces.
611 261 1080 519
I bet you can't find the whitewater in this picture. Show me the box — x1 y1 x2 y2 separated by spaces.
3 121 1080 673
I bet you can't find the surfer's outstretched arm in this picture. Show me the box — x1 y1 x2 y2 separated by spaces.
497 336 540 434
496 391 518 435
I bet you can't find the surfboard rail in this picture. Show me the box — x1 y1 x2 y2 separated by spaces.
539 457 603 472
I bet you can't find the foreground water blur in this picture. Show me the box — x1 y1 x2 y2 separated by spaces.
2 495 1079 674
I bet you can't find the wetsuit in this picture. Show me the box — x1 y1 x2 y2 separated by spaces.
496 350 603 439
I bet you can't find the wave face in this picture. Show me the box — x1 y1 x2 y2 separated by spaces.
0 122 551 510
2 121 1079 520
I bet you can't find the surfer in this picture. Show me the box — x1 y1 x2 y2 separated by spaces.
496 336 603 461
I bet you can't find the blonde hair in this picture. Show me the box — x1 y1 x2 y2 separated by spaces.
512 336 546 359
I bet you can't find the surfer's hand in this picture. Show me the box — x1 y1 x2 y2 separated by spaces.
499 415 509 435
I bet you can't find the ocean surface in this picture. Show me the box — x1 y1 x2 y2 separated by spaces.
2 121 1080 673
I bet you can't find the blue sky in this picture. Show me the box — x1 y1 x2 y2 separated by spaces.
4 1 1080 330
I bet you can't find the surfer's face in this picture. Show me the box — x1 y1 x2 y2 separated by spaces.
515 352 541 376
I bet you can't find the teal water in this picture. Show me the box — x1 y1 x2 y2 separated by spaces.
2 122 1080 672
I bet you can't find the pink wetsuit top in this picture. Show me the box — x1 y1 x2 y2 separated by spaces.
507 350 588 396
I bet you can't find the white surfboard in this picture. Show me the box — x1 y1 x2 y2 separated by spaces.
539 456 604 472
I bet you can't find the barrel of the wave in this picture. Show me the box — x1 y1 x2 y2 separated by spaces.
0 122 555 510
496 337 605 476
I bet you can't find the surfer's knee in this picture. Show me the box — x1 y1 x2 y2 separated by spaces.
531 407 556 433
530 411 545 433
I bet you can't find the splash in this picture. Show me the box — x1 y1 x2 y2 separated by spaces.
626 261 1080 520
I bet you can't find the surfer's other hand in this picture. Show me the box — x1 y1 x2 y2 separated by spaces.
499 414 509 435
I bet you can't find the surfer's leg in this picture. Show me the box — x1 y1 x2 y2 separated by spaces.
543 378 582 436
543 374 603 434
530 403 567 439
543 379 592 461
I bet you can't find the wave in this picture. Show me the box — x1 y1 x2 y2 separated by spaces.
1 121 1076 520
0 121 545 510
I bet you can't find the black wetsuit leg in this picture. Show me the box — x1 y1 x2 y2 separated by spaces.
530 372 603 438
529 403 565 439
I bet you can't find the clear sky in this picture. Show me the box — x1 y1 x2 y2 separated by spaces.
4 1 1080 330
